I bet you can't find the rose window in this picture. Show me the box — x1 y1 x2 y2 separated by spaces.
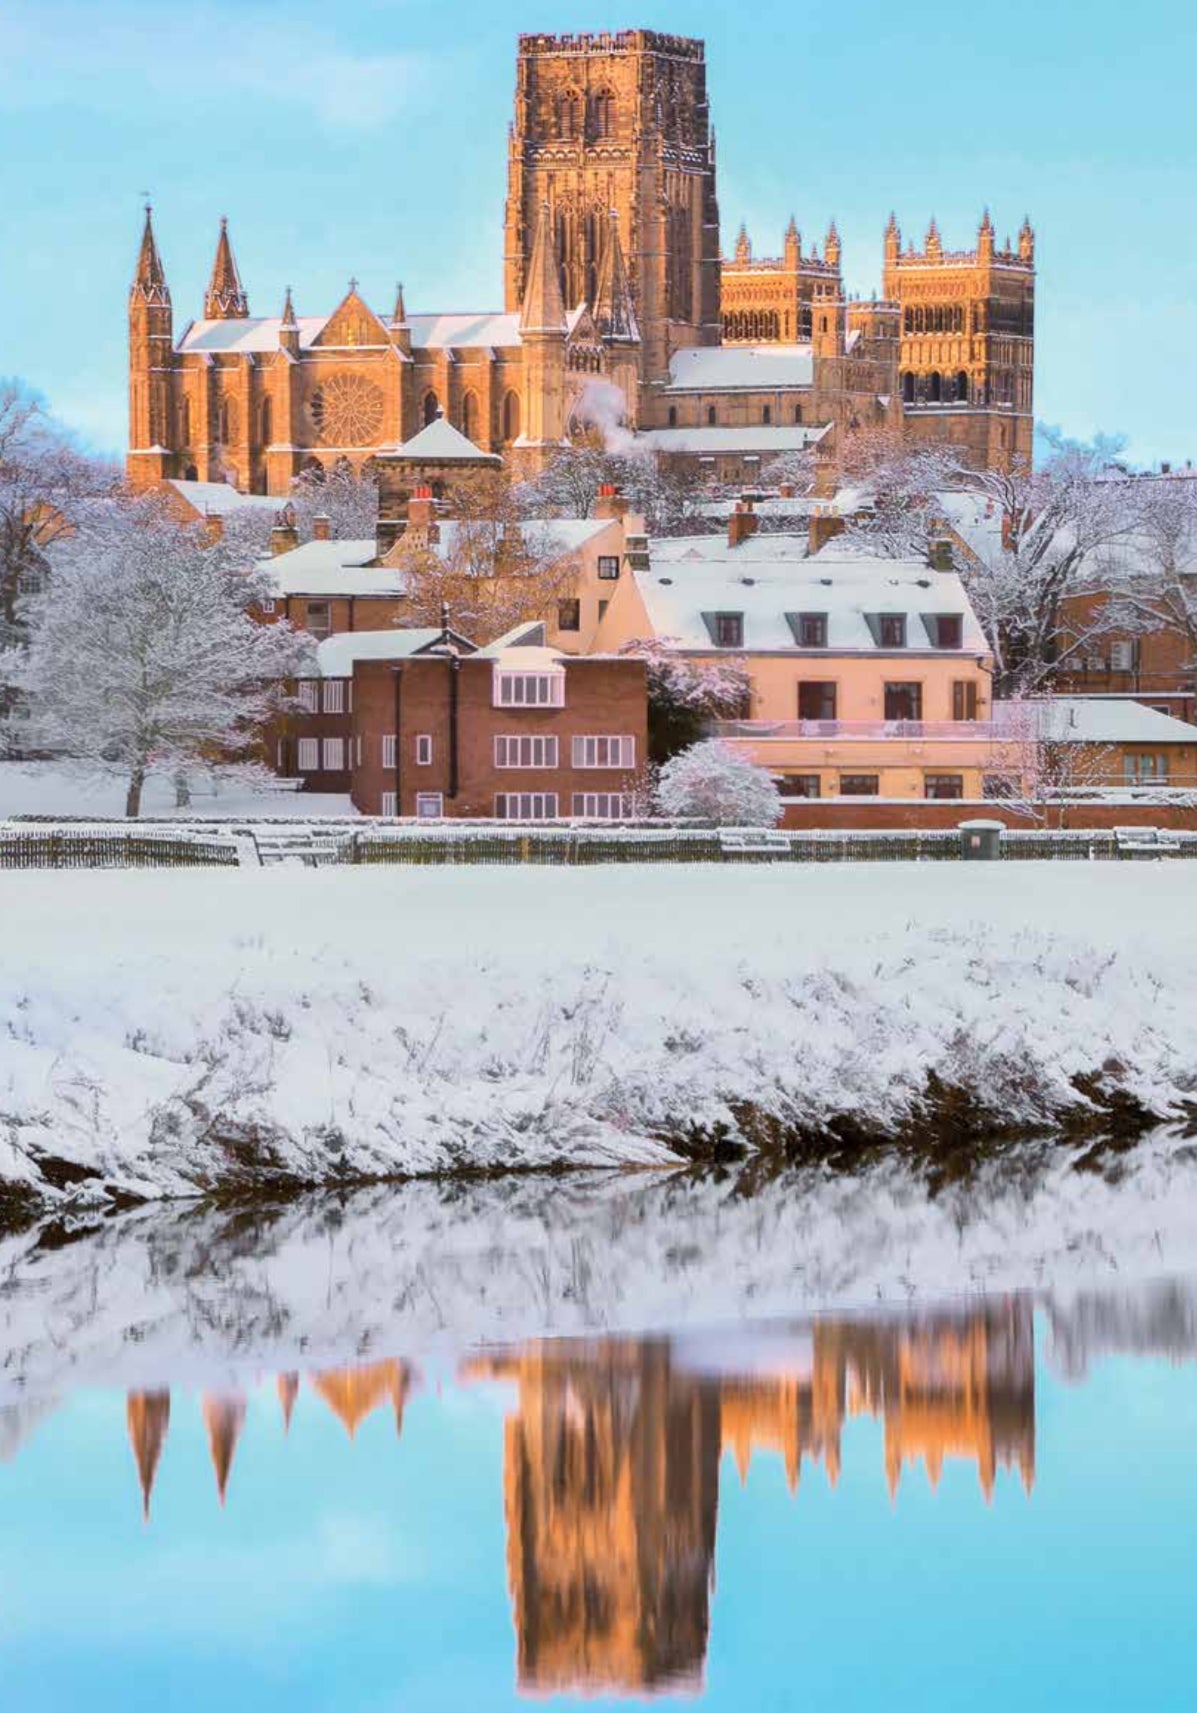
309 374 385 446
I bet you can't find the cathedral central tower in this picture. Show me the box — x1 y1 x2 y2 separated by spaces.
504 30 721 397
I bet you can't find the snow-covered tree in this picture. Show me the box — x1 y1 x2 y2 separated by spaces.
759 447 817 495
519 444 708 536
0 380 118 744
655 738 781 826
837 425 963 560
1110 472 1197 695
15 491 312 815
288 459 379 541
618 637 752 763
956 436 1143 697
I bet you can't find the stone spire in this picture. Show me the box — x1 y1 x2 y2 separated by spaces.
519 200 566 334
733 221 751 264
126 1391 170 1522
392 280 408 325
131 203 170 305
204 216 249 320
824 219 842 268
1018 215 1035 263
784 215 801 268
591 210 638 342
924 216 943 259
279 284 299 355
277 1373 299 1431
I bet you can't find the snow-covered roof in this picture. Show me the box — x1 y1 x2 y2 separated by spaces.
178 316 329 355
178 309 523 357
665 345 815 392
166 479 280 516
1004 698 1197 745
476 643 567 667
391 416 500 463
635 540 989 654
264 539 405 597
406 311 522 350
635 424 827 455
316 628 462 675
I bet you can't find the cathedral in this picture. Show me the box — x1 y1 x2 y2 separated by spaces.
127 29 1036 497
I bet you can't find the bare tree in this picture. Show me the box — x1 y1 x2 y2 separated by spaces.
518 444 707 536
837 424 964 561
288 460 379 541
15 490 312 816
1107 472 1197 695
386 474 575 644
986 697 1118 828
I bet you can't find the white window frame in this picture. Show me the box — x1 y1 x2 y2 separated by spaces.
494 792 559 821
381 735 397 769
323 679 345 715
322 737 345 772
415 734 433 766
572 735 636 769
571 793 634 820
415 792 444 818
494 735 560 769
297 737 319 772
494 670 565 709
305 601 331 636
597 555 621 581
380 791 397 817
260 597 277 615
296 679 319 713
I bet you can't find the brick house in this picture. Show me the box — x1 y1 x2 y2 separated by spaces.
282 623 647 819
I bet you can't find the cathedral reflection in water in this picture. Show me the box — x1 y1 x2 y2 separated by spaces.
117 1304 1034 1696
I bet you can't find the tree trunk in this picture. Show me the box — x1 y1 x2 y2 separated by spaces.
126 766 145 819
174 770 191 808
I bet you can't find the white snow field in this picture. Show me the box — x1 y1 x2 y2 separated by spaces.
1 862 1196 1211
0 761 354 820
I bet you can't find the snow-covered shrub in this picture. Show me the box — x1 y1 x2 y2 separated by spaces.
655 739 781 826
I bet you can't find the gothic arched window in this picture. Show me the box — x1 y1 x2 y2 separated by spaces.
260 396 272 445
422 391 440 427
592 88 616 139
901 372 915 404
927 371 942 403
707 404 717 426
502 390 521 442
557 88 582 140
179 397 191 446
461 390 480 444
955 370 970 403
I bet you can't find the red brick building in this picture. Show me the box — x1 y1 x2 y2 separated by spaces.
281 624 647 819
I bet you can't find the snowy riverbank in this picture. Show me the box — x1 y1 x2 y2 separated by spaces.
2 863 1196 1215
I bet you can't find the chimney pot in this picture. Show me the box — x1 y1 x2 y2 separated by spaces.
312 513 331 541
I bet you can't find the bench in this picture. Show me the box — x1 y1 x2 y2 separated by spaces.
719 829 791 861
1114 825 1182 858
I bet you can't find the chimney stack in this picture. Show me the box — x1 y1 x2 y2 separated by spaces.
928 536 955 572
594 482 629 521
312 513 331 541
808 506 845 557
727 499 759 550
270 515 299 556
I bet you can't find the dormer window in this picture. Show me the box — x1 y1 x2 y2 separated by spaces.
708 612 744 648
865 612 908 649
922 613 963 649
790 612 827 648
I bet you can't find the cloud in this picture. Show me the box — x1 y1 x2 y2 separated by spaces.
0 1 430 132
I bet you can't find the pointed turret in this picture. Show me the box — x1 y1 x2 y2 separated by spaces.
279 285 299 355
392 280 407 325
519 200 567 334
204 217 249 320
978 207 995 261
131 204 170 306
203 1393 246 1507
824 220 842 268
1018 215 1035 264
924 217 942 259
733 221 751 264
784 216 801 270
884 210 901 263
310 1361 413 1441
591 210 638 343
126 1390 170 1522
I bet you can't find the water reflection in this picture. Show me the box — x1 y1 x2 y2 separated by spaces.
63 1306 1039 1697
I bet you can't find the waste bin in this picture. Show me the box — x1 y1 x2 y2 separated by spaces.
958 818 1005 861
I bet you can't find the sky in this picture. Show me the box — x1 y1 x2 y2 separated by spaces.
0 0 1193 466
3 1335 1197 1710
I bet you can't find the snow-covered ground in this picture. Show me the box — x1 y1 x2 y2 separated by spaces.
2 863 1196 1210
0 761 354 820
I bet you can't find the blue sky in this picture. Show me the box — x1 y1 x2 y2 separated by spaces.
0 0 1193 465
2 1339 1197 1710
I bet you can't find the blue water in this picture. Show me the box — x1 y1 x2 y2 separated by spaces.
2 1299 1195 1710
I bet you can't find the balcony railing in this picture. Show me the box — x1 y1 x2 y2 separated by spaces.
714 719 1002 742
